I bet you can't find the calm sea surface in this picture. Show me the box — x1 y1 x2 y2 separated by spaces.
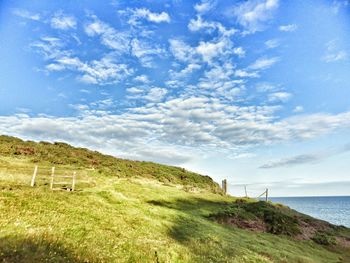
269 196 350 227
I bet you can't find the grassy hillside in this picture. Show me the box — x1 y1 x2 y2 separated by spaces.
0 135 349 262
0 135 221 193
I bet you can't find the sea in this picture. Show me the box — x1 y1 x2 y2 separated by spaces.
269 196 350 228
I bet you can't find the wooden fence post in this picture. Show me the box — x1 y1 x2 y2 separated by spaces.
72 171 76 192
30 165 38 187
222 179 227 195
265 188 269 202
50 167 55 190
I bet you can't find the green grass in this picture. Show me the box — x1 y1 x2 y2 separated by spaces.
0 136 350 262
0 135 221 193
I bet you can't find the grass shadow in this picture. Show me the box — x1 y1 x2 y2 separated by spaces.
146 197 350 263
0 235 87 263
147 197 232 242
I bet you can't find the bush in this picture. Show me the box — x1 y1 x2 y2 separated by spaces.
312 232 337 246
212 206 256 221
211 201 301 236
263 210 300 235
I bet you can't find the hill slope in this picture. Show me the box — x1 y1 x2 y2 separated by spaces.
0 135 221 193
0 135 349 262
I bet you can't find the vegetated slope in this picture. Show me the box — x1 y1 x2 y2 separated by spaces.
0 135 350 263
210 200 350 246
0 135 221 193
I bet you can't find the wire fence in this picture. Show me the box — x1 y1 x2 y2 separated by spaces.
226 182 269 200
0 164 96 190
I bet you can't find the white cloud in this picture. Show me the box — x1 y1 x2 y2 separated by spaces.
131 38 165 67
265 39 280 49
169 39 197 63
128 8 170 25
31 37 71 61
196 38 232 64
322 51 347 62
2 99 350 166
188 16 237 36
188 15 217 32
293 106 304 113
268 92 292 102
233 0 279 32
256 82 277 92
249 57 279 70
12 9 40 21
192 63 245 100
127 86 168 102
235 69 258 78
134 75 150 83
84 16 130 54
260 144 350 168
127 87 144 94
322 39 348 62
194 0 216 13
170 63 201 79
279 24 298 32
51 11 77 30
170 37 236 65
53 55 133 85
332 0 350 14
233 47 246 57
144 87 168 102
46 63 65 71
146 11 170 23
80 89 91 94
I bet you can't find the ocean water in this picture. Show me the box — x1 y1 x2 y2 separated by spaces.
269 196 350 227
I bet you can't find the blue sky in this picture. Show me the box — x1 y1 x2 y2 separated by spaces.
1 0 350 196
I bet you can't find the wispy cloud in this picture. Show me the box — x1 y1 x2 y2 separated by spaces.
12 9 41 21
169 35 237 66
31 34 133 85
51 11 77 30
188 15 237 36
31 37 70 60
293 106 304 113
265 39 280 49
279 24 298 32
194 0 216 14
169 39 197 63
50 11 77 30
131 38 166 68
322 40 348 62
84 16 130 54
249 57 279 70
331 0 350 14
233 0 279 33
260 143 350 169
268 92 292 103
57 56 133 85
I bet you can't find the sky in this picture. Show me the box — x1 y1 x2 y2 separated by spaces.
1 0 350 197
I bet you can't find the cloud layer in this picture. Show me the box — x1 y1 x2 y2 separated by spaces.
6 0 350 177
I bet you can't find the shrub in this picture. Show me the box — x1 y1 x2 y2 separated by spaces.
211 201 301 236
312 232 337 246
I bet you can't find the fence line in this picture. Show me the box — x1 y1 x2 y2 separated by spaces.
0 165 87 171
222 179 269 201
30 165 77 191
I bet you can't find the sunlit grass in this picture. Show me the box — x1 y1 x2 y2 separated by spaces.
0 136 349 262
1 158 349 262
